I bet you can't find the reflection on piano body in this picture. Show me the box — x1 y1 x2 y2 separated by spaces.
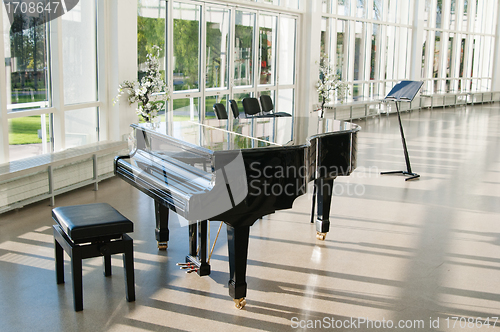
115 116 360 308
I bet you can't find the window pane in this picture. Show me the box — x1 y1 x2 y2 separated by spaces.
259 14 276 85
206 6 230 89
353 21 364 81
173 2 200 91
173 97 200 121
398 0 410 25
65 108 98 149
372 0 382 20
370 24 380 80
424 0 431 27
387 0 397 23
336 19 346 79
277 88 294 116
436 0 443 29
458 38 465 90
433 31 441 82
205 94 228 119
138 0 166 83
450 0 456 30
356 0 366 18
462 0 469 31
321 17 326 54
337 0 351 16
62 1 97 105
8 114 51 161
234 11 255 87
283 0 299 10
446 33 454 92
6 17 49 111
278 16 296 85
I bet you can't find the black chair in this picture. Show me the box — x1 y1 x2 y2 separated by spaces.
52 203 135 311
229 100 241 118
213 103 228 119
259 95 292 117
259 95 274 114
242 97 262 116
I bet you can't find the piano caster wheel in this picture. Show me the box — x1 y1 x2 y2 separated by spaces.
157 241 168 250
234 298 246 310
316 232 327 240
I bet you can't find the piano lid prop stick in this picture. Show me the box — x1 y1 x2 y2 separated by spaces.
208 222 223 264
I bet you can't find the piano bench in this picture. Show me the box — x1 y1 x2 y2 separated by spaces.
51 203 135 311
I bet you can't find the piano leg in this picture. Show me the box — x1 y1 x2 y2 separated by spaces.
227 225 249 309
185 221 211 276
155 201 169 249
315 177 335 240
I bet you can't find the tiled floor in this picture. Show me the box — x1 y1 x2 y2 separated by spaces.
1 104 499 331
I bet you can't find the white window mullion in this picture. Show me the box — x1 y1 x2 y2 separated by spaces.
0 9 9 163
228 7 236 119
97 0 108 141
166 0 174 129
275 14 281 112
51 17 66 152
200 3 207 121
253 11 259 98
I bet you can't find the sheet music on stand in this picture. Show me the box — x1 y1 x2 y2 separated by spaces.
384 80 423 102
381 80 423 181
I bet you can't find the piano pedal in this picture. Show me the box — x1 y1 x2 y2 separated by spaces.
157 241 168 250
186 268 198 274
233 297 246 310
316 232 327 240
179 265 194 270
177 262 196 269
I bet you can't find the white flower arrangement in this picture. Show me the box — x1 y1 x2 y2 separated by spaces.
115 45 169 123
316 55 349 118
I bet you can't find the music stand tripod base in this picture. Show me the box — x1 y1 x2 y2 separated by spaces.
381 170 420 181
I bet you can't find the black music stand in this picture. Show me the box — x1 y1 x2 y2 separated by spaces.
381 80 423 181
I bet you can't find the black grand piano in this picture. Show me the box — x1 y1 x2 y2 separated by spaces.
114 116 360 309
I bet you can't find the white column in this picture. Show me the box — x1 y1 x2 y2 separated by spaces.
410 0 425 81
298 0 322 117
107 0 138 142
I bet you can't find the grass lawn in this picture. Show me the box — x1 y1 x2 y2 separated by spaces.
9 116 49 145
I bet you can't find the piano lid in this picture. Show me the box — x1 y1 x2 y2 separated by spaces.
132 117 360 153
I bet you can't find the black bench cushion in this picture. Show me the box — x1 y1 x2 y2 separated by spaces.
52 203 133 242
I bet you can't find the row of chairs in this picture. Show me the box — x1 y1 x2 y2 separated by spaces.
213 95 290 120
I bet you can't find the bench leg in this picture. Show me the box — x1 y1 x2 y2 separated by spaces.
55 239 64 284
71 249 83 311
123 236 135 302
103 255 112 277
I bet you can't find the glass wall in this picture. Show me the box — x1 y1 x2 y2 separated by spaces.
3 0 100 162
138 0 298 127
321 0 498 101
421 0 498 94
